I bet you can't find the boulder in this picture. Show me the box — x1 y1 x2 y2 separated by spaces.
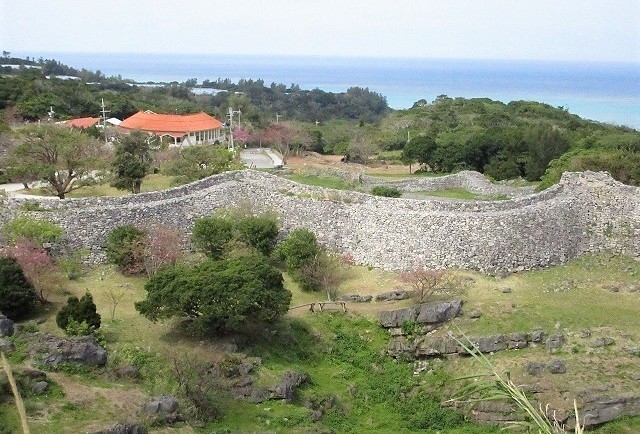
28 333 107 367
0 313 14 337
547 359 567 374
31 381 49 394
524 361 546 376
375 290 414 302
507 332 529 349
415 300 462 324
0 338 15 354
142 395 182 424
379 300 462 328
528 330 545 343
592 337 615 348
270 371 310 402
545 334 564 351
379 306 417 328
472 335 508 353
337 294 373 303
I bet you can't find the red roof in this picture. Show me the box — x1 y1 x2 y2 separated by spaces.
65 117 101 128
120 111 223 135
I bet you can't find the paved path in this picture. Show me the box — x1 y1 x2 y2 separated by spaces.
0 182 57 199
240 148 283 169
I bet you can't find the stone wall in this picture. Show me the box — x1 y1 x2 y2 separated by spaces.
1 170 638 273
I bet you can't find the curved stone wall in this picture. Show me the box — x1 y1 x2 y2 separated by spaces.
1 170 638 273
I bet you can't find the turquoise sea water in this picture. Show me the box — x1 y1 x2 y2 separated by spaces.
20 52 640 128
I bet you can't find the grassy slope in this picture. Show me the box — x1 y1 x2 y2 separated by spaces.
1 254 639 433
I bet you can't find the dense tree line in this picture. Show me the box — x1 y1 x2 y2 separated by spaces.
397 96 640 184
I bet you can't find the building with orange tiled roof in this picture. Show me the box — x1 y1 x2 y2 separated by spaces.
119 111 224 147
60 117 101 129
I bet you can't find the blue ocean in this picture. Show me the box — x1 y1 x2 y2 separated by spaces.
21 52 640 128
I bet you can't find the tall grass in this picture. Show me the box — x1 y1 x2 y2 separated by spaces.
1 352 30 434
449 334 585 434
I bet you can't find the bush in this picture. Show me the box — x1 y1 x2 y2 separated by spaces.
0 256 37 320
233 215 279 256
3 216 62 244
105 225 146 275
56 292 101 334
191 216 234 259
136 254 291 334
192 213 280 258
371 185 402 198
274 229 322 291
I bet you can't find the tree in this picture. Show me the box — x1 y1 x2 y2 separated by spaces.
111 131 152 194
105 225 146 275
298 251 350 301
0 256 37 320
233 215 279 256
5 239 63 302
142 224 184 277
56 292 101 334
262 123 311 163
165 144 237 184
191 216 234 259
400 269 450 303
274 228 322 291
135 254 291 334
7 125 105 199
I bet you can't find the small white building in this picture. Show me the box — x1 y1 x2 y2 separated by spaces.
119 111 224 147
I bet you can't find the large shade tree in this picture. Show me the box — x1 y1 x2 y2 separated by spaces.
7 124 105 199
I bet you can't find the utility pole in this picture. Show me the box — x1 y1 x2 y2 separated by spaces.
100 98 110 146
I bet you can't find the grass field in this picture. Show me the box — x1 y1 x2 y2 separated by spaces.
18 174 175 198
1 253 639 433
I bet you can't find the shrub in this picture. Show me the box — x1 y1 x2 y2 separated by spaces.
105 225 146 275
3 216 62 245
233 215 279 256
274 229 323 291
0 257 37 320
56 292 101 334
191 216 234 259
5 239 62 301
143 225 184 276
371 185 402 198
400 268 450 303
57 249 88 280
136 254 291 334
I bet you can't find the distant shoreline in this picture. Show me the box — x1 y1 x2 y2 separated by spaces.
12 52 640 127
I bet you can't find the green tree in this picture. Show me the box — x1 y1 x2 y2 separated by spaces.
233 215 279 256
56 292 101 334
191 216 234 259
111 131 152 194
7 125 105 199
105 225 146 275
274 228 322 291
165 145 238 184
0 256 37 320
135 255 291 334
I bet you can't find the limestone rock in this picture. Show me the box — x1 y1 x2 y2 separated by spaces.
0 313 14 337
269 371 310 402
524 361 546 376
415 300 462 324
31 381 49 394
545 334 565 351
375 290 414 302
337 294 373 303
28 333 107 367
143 395 182 424
0 337 15 354
547 359 567 374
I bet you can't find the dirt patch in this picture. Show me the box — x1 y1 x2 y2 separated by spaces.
285 152 411 176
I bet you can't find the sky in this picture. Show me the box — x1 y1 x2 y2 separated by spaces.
1 0 639 62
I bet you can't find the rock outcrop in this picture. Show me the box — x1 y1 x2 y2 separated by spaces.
28 333 107 367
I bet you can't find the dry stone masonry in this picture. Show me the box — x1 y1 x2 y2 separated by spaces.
1 170 638 273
